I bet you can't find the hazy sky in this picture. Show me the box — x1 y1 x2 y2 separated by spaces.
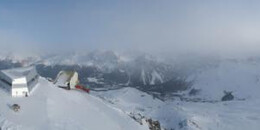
1 0 260 56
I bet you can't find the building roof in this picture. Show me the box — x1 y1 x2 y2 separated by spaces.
1 66 36 80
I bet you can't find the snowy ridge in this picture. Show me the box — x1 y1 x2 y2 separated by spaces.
93 87 185 129
40 51 123 70
0 77 147 130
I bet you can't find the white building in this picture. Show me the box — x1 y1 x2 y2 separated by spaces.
0 66 39 97
54 71 79 90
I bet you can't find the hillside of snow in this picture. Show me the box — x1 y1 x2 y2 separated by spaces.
94 87 260 130
1 53 260 130
93 58 260 130
187 59 260 101
92 87 184 129
0 77 147 130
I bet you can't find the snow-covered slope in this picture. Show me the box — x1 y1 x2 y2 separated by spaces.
93 87 185 129
0 78 147 130
93 87 260 130
188 59 260 100
2 53 260 130
92 59 260 130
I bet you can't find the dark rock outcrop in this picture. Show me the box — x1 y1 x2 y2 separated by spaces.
221 91 234 101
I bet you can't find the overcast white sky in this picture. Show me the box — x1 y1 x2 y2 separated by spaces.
1 0 260 56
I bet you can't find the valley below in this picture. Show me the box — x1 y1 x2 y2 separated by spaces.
1 52 260 130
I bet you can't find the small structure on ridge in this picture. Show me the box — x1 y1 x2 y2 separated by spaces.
54 71 79 90
0 66 39 97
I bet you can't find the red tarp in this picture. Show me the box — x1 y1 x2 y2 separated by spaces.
75 85 90 93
